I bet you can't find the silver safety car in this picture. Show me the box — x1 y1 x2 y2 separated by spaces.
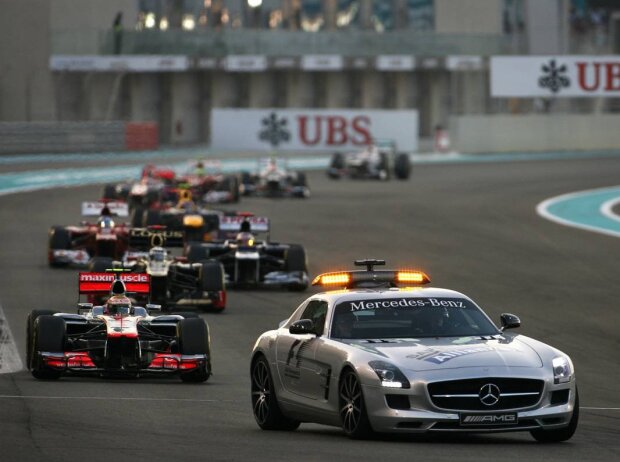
250 259 578 441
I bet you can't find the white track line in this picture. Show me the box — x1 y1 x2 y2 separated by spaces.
0 395 615 410
536 186 620 239
0 395 235 403
600 197 620 224
581 407 620 411
0 303 23 374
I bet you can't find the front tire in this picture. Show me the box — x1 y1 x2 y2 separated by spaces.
31 315 66 380
48 227 71 267
530 389 579 443
251 356 300 431
178 318 211 383
339 369 373 439
394 153 411 180
26 310 57 370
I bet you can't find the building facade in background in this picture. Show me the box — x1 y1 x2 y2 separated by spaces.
1 0 619 147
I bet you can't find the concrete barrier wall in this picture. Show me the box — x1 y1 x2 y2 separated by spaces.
449 114 620 153
0 122 158 154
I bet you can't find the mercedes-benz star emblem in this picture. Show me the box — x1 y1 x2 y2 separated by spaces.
479 383 501 406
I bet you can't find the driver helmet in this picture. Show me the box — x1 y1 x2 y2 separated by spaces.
148 246 166 262
236 231 255 247
99 216 115 229
105 295 132 317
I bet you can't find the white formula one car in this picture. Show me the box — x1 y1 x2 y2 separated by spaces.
27 271 211 382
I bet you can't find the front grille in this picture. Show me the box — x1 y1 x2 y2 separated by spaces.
428 378 543 411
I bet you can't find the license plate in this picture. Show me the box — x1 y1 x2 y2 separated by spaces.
460 412 518 426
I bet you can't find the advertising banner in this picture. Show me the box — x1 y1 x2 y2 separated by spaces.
491 56 620 97
50 55 189 72
211 109 419 152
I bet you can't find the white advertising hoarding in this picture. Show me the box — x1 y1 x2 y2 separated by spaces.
50 55 189 72
376 55 416 71
211 109 418 152
491 56 620 97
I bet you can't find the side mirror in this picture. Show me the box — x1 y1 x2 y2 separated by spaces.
289 319 316 335
146 303 162 312
500 313 521 331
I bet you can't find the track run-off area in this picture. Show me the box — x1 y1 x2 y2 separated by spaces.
0 151 619 461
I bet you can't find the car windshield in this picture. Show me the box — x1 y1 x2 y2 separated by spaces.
331 297 499 339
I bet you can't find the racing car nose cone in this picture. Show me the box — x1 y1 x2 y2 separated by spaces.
479 383 501 406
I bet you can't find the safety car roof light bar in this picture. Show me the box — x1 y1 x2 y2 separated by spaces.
312 260 430 289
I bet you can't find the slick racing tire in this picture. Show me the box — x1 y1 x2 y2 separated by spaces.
150 275 168 310
339 368 373 439
143 209 162 227
31 315 66 380
251 355 300 431
200 260 225 292
530 389 579 443
88 257 114 273
186 243 210 263
26 310 57 370
240 171 254 196
328 152 345 179
221 176 240 203
178 318 211 383
294 172 308 187
285 245 307 272
48 227 71 267
102 184 117 200
394 153 411 180
130 206 145 227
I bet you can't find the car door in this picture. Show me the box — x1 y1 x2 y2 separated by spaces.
275 299 330 400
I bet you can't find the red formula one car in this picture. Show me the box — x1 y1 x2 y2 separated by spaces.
26 272 211 382
103 165 177 209
48 201 132 267
176 160 240 204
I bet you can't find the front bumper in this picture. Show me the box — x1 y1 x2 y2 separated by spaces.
361 374 577 434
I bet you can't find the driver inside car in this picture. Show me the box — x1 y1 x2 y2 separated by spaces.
104 295 132 317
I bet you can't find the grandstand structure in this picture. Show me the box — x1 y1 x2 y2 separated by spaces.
1 0 619 150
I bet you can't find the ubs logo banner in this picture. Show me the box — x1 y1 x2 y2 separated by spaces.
491 55 620 97
211 109 419 152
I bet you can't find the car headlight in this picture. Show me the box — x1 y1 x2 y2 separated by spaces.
368 361 410 389
552 356 573 384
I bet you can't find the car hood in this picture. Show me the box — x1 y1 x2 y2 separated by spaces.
342 335 543 371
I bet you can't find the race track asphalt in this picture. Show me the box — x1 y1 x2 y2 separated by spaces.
0 156 619 462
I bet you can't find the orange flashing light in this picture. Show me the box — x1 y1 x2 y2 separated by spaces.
312 272 351 286
396 271 430 284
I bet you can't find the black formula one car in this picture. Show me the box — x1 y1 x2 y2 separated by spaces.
185 216 308 290
26 272 211 382
122 227 226 312
328 140 410 180
136 188 223 242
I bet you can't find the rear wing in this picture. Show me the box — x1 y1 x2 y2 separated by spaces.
82 201 129 217
129 227 185 249
79 272 150 295
219 216 270 233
